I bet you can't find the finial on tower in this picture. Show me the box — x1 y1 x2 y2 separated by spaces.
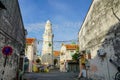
46 20 51 24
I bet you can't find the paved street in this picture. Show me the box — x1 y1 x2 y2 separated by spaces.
23 69 79 80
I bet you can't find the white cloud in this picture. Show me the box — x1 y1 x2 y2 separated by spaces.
24 23 45 39
48 0 71 12
52 15 82 27
25 22 45 32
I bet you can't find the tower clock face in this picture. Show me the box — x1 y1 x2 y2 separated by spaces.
49 43 52 47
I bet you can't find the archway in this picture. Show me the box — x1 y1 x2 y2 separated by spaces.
54 59 58 67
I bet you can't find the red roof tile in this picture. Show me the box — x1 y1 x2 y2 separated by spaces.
65 44 79 50
53 51 60 57
26 38 35 44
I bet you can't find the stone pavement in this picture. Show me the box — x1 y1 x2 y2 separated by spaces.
22 69 79 80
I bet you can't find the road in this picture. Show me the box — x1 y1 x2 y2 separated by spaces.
22 69 79 80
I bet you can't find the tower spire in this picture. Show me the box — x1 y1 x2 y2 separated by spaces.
46 20 51 24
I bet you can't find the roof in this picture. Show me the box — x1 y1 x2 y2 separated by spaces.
65 44 79 50
53 51 60 57
26 38 35 44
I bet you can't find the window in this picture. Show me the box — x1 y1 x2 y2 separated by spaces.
61 52 64 55
70 51 74 56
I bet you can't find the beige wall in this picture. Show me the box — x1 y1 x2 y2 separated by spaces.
79 0 120 80
60 45 77 72
25 40 37 72
26 45 34 72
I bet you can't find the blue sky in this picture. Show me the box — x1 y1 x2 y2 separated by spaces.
18 0 92 54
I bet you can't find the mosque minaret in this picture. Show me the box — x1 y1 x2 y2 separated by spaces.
41 20 53 65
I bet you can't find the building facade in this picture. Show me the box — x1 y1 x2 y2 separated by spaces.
41 20 54 65
60 44 79 72
53 51 60 68
78 0 120 80
0 0 26 80
25 38 37 72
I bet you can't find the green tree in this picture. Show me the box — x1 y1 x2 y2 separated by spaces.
72 53 79 61
72 47 80 61
71 41 76 44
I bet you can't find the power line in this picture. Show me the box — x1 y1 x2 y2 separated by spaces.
37 39 78 43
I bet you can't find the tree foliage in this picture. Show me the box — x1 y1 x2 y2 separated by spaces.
72 47 80 61
72 53 79 61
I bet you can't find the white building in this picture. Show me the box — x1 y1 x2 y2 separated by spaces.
25 38 37 72
60 44 79 72
41 20 54 65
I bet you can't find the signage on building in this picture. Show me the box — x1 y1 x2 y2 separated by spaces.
2 46 13 56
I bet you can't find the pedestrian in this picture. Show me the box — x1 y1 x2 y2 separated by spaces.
78 63 87 80
78 53 87 80
33 61 39 72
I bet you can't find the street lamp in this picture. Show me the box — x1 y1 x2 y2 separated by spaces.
0 1 6 10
